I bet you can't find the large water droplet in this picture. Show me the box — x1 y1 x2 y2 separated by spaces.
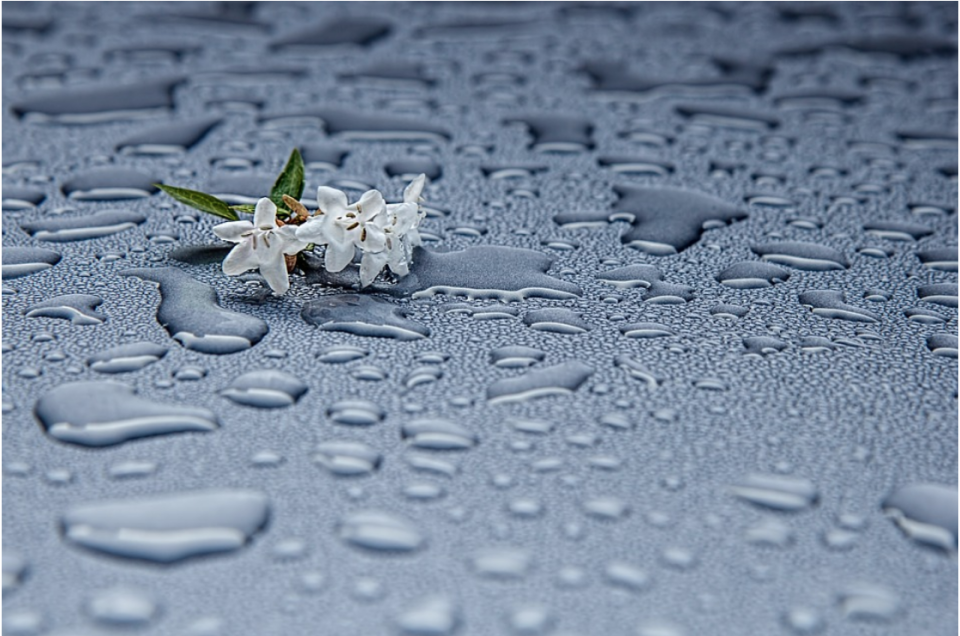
1 247 60 278
35 381 218 447
25 293 105 325
302 294 429 340
21 210 146 241
487 361 594 404
62 489 269 563
883 483 957 550
122 267 268 353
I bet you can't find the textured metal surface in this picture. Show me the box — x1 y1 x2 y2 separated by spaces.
2 2 958 635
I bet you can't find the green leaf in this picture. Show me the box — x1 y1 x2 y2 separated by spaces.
156 184 238 221
269 147 305 209
230 204 257 214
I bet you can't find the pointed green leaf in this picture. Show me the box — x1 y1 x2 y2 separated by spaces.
230 204 257 214
156 184 238 221
269 147 305 209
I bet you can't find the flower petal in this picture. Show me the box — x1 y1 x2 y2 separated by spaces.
221 240 257 276
360 251 388 288
213 220 254 243
324 239 356 272
360 223 386 252
296 216 331 244
254 198 278 229
276 226 309 255
257 249 290 295
355 190 386 222
403 174 426 204
316 186 349 215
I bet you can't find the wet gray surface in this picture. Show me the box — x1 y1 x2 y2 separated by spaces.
2 2 958 635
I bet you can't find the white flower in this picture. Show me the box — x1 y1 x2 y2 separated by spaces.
296 187 386 273
378 174 427 275
213 197 307 295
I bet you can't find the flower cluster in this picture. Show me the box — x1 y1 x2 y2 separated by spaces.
156 149 427 296
213 175 425 294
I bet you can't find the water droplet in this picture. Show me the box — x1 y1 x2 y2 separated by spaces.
883 483 957 550
338 510 425 552
25 294 106 324
614 186 746 255
404 366 443 388
839 583 901 622
470 547 531 580
35 381 218 447
507 603 554 634
799 290 880 323
122 267 268 353
745 518 794 547
2 549 27 593
327 399 385 426
317 345 368 364
717 261 790 288
603 561 649 591
782 607 825 634
395 595 460 635
523 308 591 334
11 78 179 123
488 361 593 404
583 496 629 521
117 117 221 155
62 489 269 563
1 247 60 279
88 341 167 373
491 346 545 368
402 419 478 450
222 370 307 408
302 294 430 340
86 586 158 626
917 283 958 308
108 460 158 480
752 242 848 271
312 441 382 477
731 474 818 511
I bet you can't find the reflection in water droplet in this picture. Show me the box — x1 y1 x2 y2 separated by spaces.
731 474 818 511
62 489 269 563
